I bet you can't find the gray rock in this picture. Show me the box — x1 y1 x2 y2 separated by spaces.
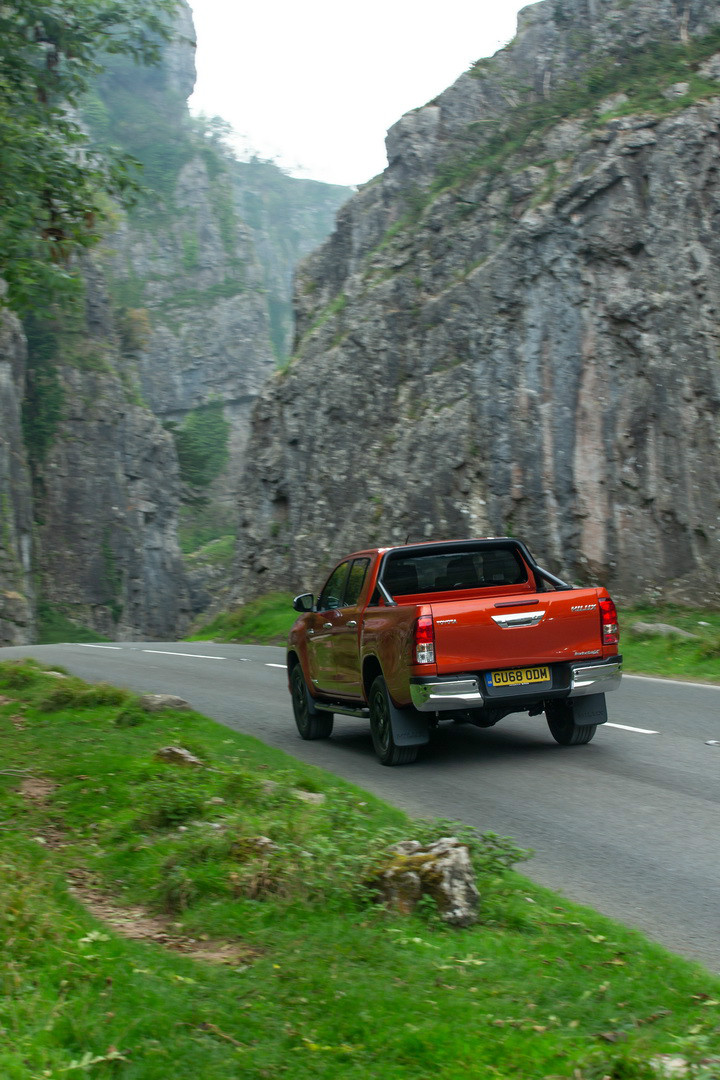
630 622 699 640
140 694 191 712
154 746 204 767
374 837 480 927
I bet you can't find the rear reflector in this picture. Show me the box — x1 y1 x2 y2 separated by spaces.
415 615 435 664
599 597 620 646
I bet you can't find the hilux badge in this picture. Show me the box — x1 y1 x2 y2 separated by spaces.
571 604 596 612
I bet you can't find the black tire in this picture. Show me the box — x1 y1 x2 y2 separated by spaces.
291 665 333 740
369 675 418 766
546 701 597 746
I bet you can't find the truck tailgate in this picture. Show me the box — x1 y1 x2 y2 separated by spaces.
431 590 604 673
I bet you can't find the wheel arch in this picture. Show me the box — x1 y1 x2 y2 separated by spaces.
362 655 383 702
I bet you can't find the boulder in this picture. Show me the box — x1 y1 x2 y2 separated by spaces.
154 746 204 768
140 694 191 712
373 837 480 927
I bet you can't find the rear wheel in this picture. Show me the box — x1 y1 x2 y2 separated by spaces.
291 665 333 740
369 676 418 766
546 701 597 746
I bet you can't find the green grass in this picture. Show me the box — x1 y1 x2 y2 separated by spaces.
190 591 296 644
1 658 719 1080
619 605 720 683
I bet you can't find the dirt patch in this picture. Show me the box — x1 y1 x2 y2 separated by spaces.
20 776 57 804
19 776 67 848
16 780 259 968
66 869 259 966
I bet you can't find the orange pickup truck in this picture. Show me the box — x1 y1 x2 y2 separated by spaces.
287 538 622 765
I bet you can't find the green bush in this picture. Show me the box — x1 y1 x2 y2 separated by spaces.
168 403 230 489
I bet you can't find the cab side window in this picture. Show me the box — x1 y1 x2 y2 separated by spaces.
344 558 370 607
318 561 350 611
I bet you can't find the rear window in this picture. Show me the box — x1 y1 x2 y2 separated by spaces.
381 546 528 596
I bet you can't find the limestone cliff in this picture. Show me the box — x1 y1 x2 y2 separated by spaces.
0 297 34 644
233 0 720 606
24 261 191 640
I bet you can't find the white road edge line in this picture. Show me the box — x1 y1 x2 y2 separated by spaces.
606 722 659 735
624 673 720 691
266 663 286 669
142 650 226 660
74 643 122 650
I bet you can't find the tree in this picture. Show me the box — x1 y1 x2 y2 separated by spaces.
0 0 179 310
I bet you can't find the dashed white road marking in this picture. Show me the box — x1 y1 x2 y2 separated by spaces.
142 650 226 660
265 663 286 669
75 643 122 650
606 722 659 735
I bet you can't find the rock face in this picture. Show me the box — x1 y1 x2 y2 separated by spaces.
0 298 34 644
28 262 191 640
233 0 720 606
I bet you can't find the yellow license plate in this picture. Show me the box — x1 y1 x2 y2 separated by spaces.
489 666 551 688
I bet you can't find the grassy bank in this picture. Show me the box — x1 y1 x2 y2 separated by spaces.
619 605 720 684
190 591 295 644
1 659 719 1079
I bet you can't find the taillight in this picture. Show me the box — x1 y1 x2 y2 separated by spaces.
414 615 435 664
599 597 619 646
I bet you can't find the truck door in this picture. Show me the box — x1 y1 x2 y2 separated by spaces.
305 560 350 690
314 557 370 698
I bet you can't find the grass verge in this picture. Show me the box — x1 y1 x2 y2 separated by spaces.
190 591 296 644
1 659 719 1079
619 605 720 684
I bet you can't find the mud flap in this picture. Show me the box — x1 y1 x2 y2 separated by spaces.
572 693 608 726
387 698 431 746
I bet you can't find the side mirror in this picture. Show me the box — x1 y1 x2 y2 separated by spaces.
293 593 315 613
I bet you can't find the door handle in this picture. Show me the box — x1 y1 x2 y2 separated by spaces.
346 620 358 628
323 622 333 629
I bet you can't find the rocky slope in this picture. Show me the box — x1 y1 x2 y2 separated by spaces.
232 0 720 606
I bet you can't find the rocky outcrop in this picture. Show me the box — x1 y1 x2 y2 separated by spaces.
232 0 720 606
0 295 34 644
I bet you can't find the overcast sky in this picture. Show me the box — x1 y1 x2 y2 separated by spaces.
187 0 539 188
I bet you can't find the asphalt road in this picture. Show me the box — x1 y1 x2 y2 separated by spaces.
2 640 719 973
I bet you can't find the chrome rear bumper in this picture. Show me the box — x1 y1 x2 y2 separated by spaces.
570 658 623 696
409 657 622 713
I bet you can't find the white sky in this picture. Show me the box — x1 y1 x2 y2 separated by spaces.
188 0 539 187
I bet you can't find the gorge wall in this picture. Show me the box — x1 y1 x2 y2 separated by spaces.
233 0 720 606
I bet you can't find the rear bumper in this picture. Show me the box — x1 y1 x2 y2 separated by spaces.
409 656 622 713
